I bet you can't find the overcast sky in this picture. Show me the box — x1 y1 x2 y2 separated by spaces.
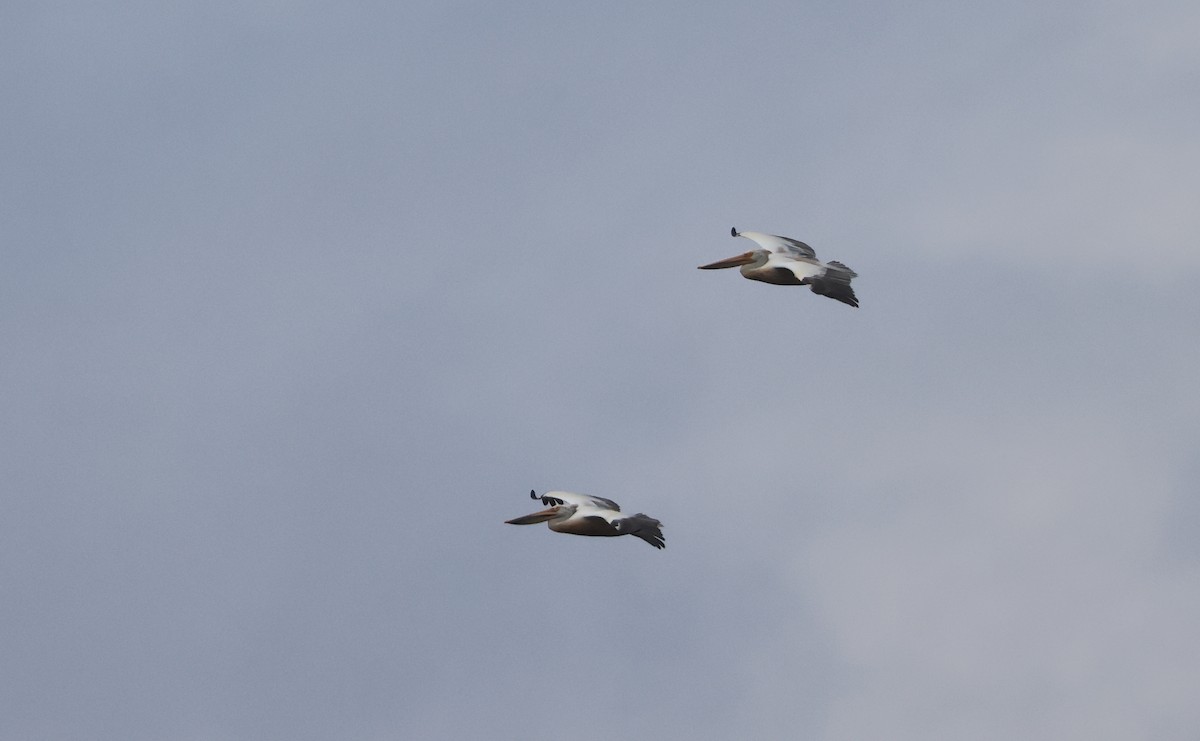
3 1 1199 739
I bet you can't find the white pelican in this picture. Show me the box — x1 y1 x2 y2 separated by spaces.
699 227 860 307
505 490 665 549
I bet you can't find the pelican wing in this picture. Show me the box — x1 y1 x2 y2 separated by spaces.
544 490 622 512
612 513 666 549
738 230 818 259
766 251 823 281
807 261 859 307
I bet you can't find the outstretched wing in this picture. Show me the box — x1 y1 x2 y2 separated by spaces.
808 261 859 307
613 513 665 549
737 230 818 259
765 251 823 283
542 490 622 512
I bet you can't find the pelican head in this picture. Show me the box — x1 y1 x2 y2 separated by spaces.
505 490 575 525
699 227 767 270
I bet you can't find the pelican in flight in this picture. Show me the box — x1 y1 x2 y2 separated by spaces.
506 490 665 549
698 227 860 307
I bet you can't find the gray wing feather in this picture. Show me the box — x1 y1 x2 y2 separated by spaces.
614 513 665 549
808 261 859 307
825 260 858 279
587 495 622 512
776 235 817 259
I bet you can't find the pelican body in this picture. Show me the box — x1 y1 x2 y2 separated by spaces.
699 227 859 307
506 490 665 549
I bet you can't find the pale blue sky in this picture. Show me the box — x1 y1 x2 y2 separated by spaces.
3 1 1199 739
